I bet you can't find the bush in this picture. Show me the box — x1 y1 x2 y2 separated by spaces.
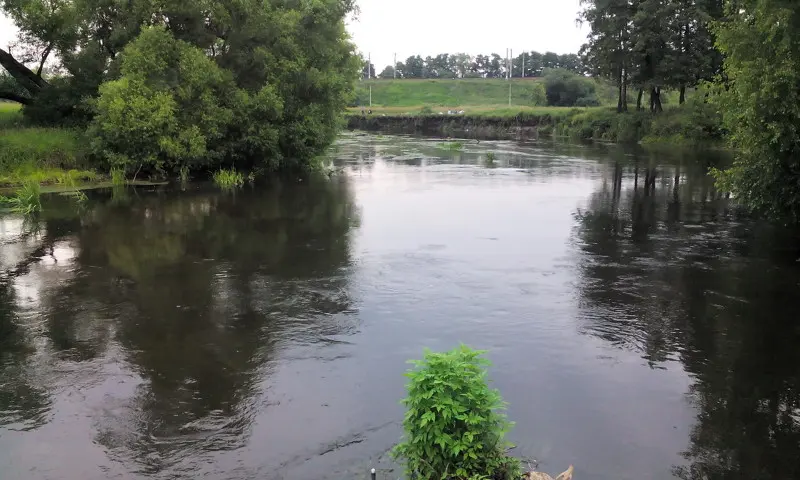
89 27 246 175
544 69 599 107
392 346 520 480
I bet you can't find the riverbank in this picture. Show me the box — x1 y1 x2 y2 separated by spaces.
346 103 725 146
0 103 98 187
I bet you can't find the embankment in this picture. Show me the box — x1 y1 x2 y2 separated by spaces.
346 103 726 146
346 112 568 140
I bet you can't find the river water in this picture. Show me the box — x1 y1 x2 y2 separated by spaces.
1 135 799 480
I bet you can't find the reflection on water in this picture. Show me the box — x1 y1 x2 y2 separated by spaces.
1 135 799 480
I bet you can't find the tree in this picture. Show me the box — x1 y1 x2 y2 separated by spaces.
362 60 376 79
1 0 360 172
403 55 424 78
378 65 395 79
580 0 635 112
544 68 599 107
712 0 800 221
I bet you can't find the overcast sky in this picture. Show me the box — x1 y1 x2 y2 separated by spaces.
2 0 589 69
348 0 589 69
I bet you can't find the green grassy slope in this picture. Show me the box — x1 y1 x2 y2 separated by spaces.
353 79 547 107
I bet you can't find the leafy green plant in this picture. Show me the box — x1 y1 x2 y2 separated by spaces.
110 168 126 186
1 181 42 214
392 345 520 480
213 168 245 189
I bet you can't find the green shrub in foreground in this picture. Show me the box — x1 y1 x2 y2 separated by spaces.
392 345 520 480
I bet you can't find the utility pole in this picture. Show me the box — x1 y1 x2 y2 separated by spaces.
522 52 525 79
368 52 371 79
505 48 509 80
510 49 513 79
370 85 372 107
393 52 397 79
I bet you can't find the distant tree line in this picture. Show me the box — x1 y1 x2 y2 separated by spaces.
579 0 723 112
361 51 586 80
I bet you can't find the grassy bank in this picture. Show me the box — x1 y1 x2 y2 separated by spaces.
353 79 548 107
0 102 98 187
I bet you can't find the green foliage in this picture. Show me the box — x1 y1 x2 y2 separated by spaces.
440 141 464 151
110 168 126 186
544 69 599 107
3 0 360 174
1 181 42 214
712 1 800 221
213 168 244 189
88 27 241 173
0 102 24 127
179 165 190 184
392 346 520 480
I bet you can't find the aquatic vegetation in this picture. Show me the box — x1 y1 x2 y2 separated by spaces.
485 151 497 167
179 165 190 184
1 181 42 214
213 168 245 189
440 141 464 151
110 168 126 186
392 345 520 480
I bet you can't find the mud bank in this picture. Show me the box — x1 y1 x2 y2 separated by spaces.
345 114 562 141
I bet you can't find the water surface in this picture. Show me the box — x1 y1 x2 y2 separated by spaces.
1 135 799 480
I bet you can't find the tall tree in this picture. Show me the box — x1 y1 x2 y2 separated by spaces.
580 0 635 112
403 55 424 78
713 0 800 221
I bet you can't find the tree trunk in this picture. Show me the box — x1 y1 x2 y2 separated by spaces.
617 66 624 113
636 89 644 111
650 87 663 113
621 68 629 112
679 84 686 105
0 47 48 96
0 91 32 105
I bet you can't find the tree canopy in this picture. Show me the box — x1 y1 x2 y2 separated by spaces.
579 0 723 112
0 0 361 173
712 0 800 221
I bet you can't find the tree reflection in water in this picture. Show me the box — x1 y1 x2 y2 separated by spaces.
0 177 361 475
573 152 800 479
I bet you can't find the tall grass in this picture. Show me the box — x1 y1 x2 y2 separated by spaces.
110 168 126 186
0 125 96 186
213 168 245 189
1 181 42 214
0 102 23 128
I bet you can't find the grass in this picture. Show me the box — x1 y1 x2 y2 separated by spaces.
354 78 549 107
213 168 245 189
0 107 99 186
110 168 126 186
0 181 42 214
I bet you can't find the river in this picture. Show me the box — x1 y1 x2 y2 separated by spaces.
1 135 799 480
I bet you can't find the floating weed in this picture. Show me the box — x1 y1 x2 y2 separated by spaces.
440 141 464 151
213 168 244 189
485 151 497 167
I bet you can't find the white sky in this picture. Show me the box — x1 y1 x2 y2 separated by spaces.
347 0 589 69
2 0 589 69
